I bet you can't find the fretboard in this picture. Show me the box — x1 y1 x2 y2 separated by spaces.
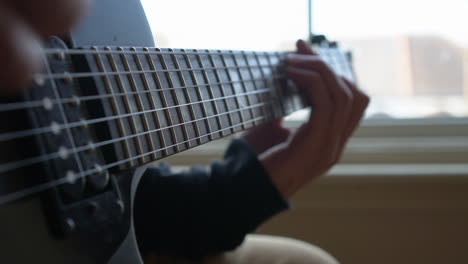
76 46 354 170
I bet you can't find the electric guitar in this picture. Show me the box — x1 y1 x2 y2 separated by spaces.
0 0 356 263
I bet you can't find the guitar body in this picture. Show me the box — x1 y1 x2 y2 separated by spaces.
70 0 154 48
0 0 153 263
0 168 147 264
0 1 354 263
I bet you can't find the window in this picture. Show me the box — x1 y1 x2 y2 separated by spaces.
142 0 468 119
314 0 468 118
140 0 308 51
141 0 468 169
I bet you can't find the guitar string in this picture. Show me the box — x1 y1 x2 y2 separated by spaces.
0 72 285 112
0 101 274 174
33 64 284 83
36 47 340 83
43 48 289 57
0 88 277 142
0 56 295 169
0 45 287 112
0 49 344 113
0 115 265 206
40 47 335 59
0 99 284 174
0 47 339 112
0 48 338 204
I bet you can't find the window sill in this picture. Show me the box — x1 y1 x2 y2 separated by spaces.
162 116 468 167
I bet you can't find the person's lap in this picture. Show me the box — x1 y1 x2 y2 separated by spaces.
144 235 339 264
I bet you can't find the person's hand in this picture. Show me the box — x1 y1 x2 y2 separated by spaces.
0 0 90 93
243 39 370 198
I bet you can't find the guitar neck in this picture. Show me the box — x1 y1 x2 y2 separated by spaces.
49 46 354 171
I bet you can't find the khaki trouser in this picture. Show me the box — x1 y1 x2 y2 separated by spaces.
144 235 339 264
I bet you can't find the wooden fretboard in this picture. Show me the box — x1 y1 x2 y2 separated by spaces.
76 46 354 170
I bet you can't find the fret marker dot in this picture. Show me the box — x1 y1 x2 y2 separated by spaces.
51 122 61 135
58 146 69 160
43 97 53 110
66 171 77 184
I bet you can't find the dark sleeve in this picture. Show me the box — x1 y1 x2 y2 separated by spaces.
133 138 289 260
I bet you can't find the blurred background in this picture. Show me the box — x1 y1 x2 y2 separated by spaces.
141 1 468 263
142 0 468 119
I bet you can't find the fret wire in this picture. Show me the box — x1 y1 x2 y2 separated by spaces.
93 47 134 167
265 52 287 117
121 47 155 162
107 47 145 165
218 50 246 131
83 115 266 179
38 64 275 81
195 50 223 139
0 74 285 113
231 51 256 127
253 51 278 119
147 49 179 154
0 114 266 206
159 49 190 150
0 88 271 143
0 101 269 175
138 48 168 157
207 50 235 134
168 49 193 148
242 51 267 124
172 49 203 145
183 50 213 141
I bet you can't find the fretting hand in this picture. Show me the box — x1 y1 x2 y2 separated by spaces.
242 40 370 198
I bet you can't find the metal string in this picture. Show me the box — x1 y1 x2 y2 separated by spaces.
0 47 299 204
0 115 265 206
0 101 271 174
0 46 341 113
43 48 288 57
34 64 282 81
0 88 273 142
0 71 284 113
